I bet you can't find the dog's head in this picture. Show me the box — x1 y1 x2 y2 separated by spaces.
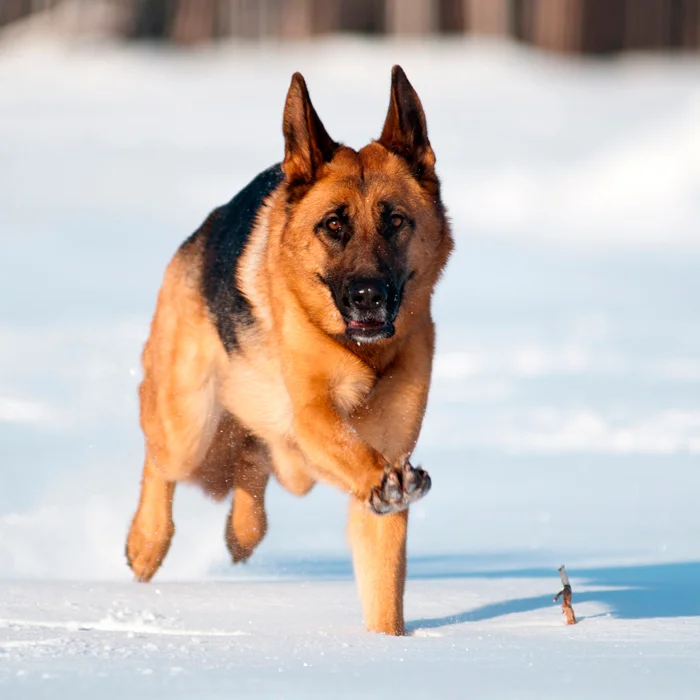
279 66 452 346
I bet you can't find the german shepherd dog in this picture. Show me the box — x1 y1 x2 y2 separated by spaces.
126 66 453 635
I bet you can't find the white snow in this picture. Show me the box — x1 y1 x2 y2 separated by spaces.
1 36 699 698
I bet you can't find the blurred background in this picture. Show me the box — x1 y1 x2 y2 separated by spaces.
0 1 699 582
2 0 700 51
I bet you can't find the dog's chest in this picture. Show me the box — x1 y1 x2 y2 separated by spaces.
219 345 375 441
219 350 294 440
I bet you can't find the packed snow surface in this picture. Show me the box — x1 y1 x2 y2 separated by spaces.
1 36 699 698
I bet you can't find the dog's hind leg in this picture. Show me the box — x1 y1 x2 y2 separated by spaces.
126 456 176 582
126 364 222 582
184 408 271 564
126 249 225 582
225 436 271 563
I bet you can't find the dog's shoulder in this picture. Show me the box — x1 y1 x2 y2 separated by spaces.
183 163 284 352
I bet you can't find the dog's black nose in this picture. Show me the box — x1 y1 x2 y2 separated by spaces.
346 278 388 311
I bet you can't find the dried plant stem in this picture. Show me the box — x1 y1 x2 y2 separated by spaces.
553 565 577 625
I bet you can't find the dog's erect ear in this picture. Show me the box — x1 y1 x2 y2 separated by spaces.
378 65 437 188
282 72 339 190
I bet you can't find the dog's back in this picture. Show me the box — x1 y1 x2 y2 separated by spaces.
181 163 284 352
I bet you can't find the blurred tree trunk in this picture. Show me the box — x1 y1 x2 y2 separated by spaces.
1 0 31 26
279 0 313 38
386 0 434 35
129 0 172 39
1 0 65 27
342 0 384 33
532 0 582 53
464 0 510 36
222 0 265 39
311 0 341 33
678 0 700 48
437 0 465 32
170 0 216 43
624 0 672 50
579 0 624 53
30 0 57 13
512 0 536 43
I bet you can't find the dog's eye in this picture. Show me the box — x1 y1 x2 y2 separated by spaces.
325 216 342 235
390 214 404 229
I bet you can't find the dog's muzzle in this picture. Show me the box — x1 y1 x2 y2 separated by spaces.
335 277 399 343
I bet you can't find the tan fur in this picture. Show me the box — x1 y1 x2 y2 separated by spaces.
126 66 453 635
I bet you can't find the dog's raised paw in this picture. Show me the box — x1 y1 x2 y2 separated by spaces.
368 460 431 515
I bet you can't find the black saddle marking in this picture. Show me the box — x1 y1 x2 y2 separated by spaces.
194 163 284 352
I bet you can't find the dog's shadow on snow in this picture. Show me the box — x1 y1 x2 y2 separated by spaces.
406 557 700 631
254 555 700 631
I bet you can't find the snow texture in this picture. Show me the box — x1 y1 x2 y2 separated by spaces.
1 36 699 698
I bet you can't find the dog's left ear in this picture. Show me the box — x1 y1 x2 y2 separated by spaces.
282 72 339 192
378 66 437 190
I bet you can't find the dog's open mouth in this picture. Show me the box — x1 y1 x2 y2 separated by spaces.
345 319 395 343
347 320 386 331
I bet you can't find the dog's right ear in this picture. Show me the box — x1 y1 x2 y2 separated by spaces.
282 73 339 192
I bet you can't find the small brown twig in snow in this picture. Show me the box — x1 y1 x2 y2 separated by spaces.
553 565 577 625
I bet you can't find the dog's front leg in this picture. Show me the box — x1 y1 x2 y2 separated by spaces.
289 384 419 636
347 323 435 635
289 390 387 501
283 330 434 635
348 502 408 635
282 334 430 504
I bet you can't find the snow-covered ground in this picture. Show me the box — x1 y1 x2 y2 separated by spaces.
1 36 699 698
